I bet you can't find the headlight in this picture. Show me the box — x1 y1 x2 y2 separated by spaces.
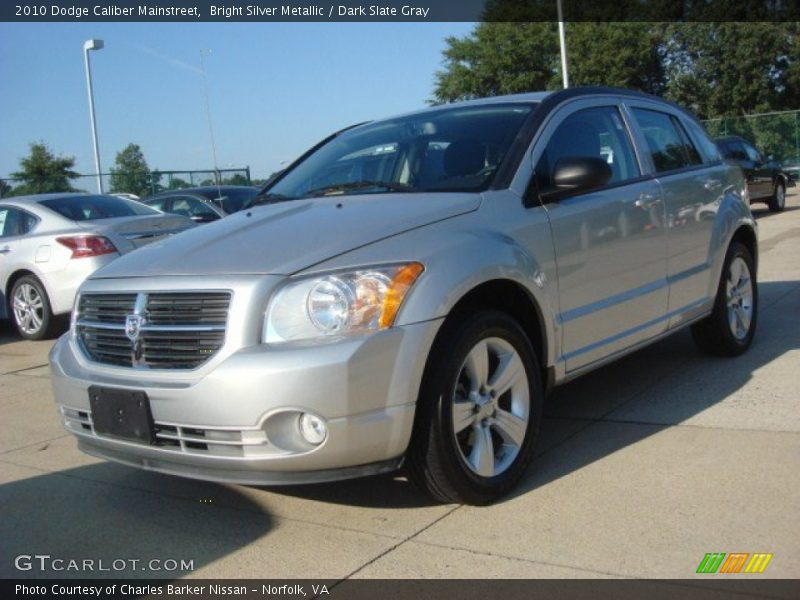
263 263 424 343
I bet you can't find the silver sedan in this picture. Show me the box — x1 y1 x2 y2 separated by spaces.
1 193 194 339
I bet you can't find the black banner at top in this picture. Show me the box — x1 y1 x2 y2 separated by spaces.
2 0 799 22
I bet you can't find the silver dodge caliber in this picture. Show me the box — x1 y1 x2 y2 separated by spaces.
50 88 757 504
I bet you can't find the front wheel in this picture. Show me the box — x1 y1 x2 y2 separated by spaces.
691 242 757 356
767 181 785 213
406 310 543 505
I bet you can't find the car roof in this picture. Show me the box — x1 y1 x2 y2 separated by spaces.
0 192 90 206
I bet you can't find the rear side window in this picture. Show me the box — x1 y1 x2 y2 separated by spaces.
632 108 702 173
535 105 640 190
683 119 722 164
0 207 37 237
39 195 159 221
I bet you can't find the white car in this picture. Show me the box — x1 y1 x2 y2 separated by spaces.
0 193 194 339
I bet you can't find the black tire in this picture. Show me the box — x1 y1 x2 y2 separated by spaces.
9 275 59 340
767 180 786 213
406 309 543 505
691 243 757 356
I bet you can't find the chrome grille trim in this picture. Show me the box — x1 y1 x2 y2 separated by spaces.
76 291 231 370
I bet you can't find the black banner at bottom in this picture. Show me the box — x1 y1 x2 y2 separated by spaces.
4 579 799 600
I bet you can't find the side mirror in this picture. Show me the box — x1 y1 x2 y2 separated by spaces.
540 157 612 202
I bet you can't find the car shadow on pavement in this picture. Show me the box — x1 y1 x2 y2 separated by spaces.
505 279 800 502
0 463 272 579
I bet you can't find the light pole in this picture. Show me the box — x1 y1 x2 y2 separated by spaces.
83 39 104 193
557 0 569 89
199 49 220 185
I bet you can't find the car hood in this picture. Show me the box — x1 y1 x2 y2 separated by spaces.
90 193 481 278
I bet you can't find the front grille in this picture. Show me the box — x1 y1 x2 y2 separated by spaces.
79 293 136 322
76 291 231 370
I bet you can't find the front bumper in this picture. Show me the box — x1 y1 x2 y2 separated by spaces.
49 318 441 485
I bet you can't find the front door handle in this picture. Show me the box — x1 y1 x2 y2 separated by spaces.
704 178 722 190
634 193 659 209
0 246 11 254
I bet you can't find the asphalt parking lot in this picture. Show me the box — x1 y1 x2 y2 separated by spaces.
1 191 798 580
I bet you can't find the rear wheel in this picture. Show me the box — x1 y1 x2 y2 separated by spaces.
406 310 543 505
767 180 785 213
691 243 757 356
10 275 58 340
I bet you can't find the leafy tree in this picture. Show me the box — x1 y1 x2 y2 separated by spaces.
433 23 559 103
167 176 190 190
663 23 798 119
0 179 12 198
223 173 250 185
433 22 797 118
433 23 669 103
10 143 79 195
109 143 152 198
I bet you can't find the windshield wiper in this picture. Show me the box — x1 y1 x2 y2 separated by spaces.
245 193 294 208
305 180 417 197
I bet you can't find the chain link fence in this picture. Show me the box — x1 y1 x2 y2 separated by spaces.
702 110 800 164
0 167 251 199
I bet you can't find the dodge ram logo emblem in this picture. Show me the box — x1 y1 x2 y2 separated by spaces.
125 314 144 343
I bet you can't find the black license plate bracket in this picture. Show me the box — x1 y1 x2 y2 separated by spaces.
88 386 155 444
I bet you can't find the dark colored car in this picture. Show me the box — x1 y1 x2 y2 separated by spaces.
782 155 800 184
143 186 260 223
715 136 794 213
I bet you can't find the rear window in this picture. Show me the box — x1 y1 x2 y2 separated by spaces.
39 195 159 221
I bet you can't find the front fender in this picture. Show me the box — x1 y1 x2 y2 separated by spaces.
303 201 560 368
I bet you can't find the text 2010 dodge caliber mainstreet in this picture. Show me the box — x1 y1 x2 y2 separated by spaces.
50 88 757 504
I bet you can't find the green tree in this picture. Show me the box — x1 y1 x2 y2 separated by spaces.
167 177 190 190
223 173 250 185
663 23 798 119
433 23 668 104
433 23 558 103
10 143 79 195
0 179 12 198
109 143 152 198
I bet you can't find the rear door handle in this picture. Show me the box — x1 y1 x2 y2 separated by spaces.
0 246 11 254
704 178 722 190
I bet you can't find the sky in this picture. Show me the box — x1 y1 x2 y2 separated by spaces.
0 22 475 181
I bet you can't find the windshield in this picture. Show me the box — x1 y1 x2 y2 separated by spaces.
266 103 535 200
39 195 161 221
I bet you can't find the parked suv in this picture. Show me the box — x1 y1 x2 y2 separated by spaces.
50 88 757 504
715 135 793 212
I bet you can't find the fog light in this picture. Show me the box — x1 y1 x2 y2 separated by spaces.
298 413 327 445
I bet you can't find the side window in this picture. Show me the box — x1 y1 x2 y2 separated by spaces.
0 207 31 238
631 108 699 173
535 105 640 190
683 119 722 164
671 117 703 166
743 143 762 163
171 197 219 220
146 198 167 211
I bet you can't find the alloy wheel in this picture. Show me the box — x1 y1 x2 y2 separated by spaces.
451 337 530 478
12 283 44 335
726 256 754 340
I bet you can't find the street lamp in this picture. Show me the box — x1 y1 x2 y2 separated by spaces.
557 0 569 88
83 39 104 193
